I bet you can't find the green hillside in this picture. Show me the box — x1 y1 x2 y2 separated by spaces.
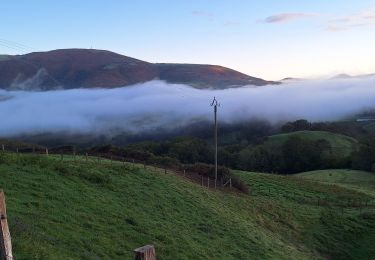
0 152 374 259
265 131 358 157
297 169 375 196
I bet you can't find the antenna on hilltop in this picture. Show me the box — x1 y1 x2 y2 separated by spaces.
211 97 220 189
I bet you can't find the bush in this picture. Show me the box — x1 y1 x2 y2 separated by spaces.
149 156 179 168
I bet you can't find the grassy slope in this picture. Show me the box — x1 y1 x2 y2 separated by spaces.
0 152 374 259
297 169 375 197
264 131 358 157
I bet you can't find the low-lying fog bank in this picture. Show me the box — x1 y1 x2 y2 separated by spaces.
1 77 375 138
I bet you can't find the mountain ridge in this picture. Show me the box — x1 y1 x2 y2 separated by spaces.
0 49 278 90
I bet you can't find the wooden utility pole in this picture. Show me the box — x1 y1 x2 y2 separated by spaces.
134 245 156 260
211 97 219 189
0 190 13 260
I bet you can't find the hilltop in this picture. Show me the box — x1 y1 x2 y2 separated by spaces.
0 49 277 90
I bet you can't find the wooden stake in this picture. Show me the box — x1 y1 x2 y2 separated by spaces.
0 190 13 260
134 245 156 260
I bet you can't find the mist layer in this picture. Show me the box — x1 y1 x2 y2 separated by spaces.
0 78 375 137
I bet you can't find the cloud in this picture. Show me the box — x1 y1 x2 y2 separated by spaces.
262 13 317 24
191 10 214 18
326 9 375 31
1 78 375 137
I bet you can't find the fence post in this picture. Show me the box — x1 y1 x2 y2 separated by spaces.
85 153 88 162
183 169 186 177
45 148 49 156
164 167 167 174
0 190 13 260
201 176 204 186
134 245 156 260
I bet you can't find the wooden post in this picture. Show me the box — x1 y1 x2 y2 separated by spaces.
201 176 204 186
164 168 167 174
134 245 156 260
0 190 13 260
16 148 18 154
183 169 186 177
229 178 232 189
85 153 88 162
45 148 49 156
208 177 210 188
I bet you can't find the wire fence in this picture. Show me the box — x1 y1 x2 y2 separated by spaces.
1 143 374 212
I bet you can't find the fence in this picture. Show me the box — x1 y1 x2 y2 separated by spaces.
0 144 234 192
1 143 374 211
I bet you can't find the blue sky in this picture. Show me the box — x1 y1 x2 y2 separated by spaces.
1 0 375 80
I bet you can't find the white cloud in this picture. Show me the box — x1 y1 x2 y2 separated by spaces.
262 13 318 24
326 9 375 31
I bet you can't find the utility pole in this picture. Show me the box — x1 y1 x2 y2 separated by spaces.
211 97 219 189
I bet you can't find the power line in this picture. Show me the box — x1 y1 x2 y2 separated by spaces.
0 38 40 54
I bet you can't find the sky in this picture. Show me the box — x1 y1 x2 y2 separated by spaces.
1 0 375 80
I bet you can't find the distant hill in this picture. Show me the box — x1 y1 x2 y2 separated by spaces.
264 130 358 157
0 49 277 90
156 63 273 89
331 73 375 80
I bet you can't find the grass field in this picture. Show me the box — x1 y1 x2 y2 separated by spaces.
0 152 374 259
265 131 358 157
297 169 375 197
